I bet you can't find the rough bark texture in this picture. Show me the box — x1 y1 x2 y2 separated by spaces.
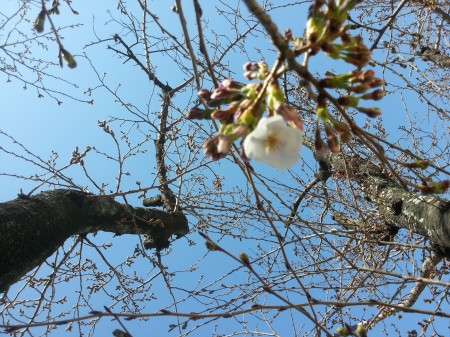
318 150 450 252
417 46 450 68
0 189 189 293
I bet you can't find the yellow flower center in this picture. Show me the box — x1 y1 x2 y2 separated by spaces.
266 133 279 150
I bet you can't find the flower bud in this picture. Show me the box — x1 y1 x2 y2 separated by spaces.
306 16 325 43
186 107 212 120
243 61 268 80
243 61 259 72
284 28 293 41
198 89 212 103
209 89 243 107
314 127 326 152
239 252 250 265
356 325 367 337
361 89 385 101
211 106 237 123
325 124 340 152
220 78 244 90
216 136 232 155
340 30 352 45
420 180 450 194
316 106 330 121
274 102 302 129
210 88 230 101
203 137 227 161
342 45 371 68
205 240 219 251
318 77 348 89
349 84 370 94
356 107 381 118
337 95 359 107
367 78 386 88
34 10 46 33
333 120 352 143
349 70 375 83
61 48 77 69
321 42 340 59
335 327 350 336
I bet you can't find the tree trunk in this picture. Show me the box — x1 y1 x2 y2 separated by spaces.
0 189 188 293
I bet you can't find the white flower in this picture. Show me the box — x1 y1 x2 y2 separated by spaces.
243 115 303 170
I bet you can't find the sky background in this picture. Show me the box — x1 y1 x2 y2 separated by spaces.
1 1 446 336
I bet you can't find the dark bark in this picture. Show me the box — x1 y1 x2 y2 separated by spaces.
417 46 450 68
0 189 189 293
314 149 450 252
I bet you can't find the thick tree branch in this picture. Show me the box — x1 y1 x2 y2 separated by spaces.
317 148 450 252
302 134 450 252
416 45 450 68
0 189 188 293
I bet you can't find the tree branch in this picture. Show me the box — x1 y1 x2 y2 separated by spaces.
0 189 188 293
319 149 450 252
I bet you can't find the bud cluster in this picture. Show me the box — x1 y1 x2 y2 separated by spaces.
243 61 270 80
319 69 385 116
312 68 385 152
186 65 303 162
303 0 369 67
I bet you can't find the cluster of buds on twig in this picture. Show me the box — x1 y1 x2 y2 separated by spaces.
320 69 385 117
243 61 269 80
313 69 385 153
186 62 303 168
296 0 370 68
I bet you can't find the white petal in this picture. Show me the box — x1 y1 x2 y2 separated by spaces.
243 115 303 170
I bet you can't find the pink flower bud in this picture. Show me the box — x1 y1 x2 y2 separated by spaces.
274 103 303 130
203 137 228 161
186 107 212 120
198 89 212 104
211 106 237 123
325 124 340 152
356 107 382 118
361 89 385 101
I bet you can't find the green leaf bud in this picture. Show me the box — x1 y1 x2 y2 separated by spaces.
335 326 350 336
356 325 367 337
34 10 46 33
205 240 219 251
61 48 77 69
239 252 250 265
316 106 330 121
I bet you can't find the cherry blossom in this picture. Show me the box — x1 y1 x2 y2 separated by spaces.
243 115 303 170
